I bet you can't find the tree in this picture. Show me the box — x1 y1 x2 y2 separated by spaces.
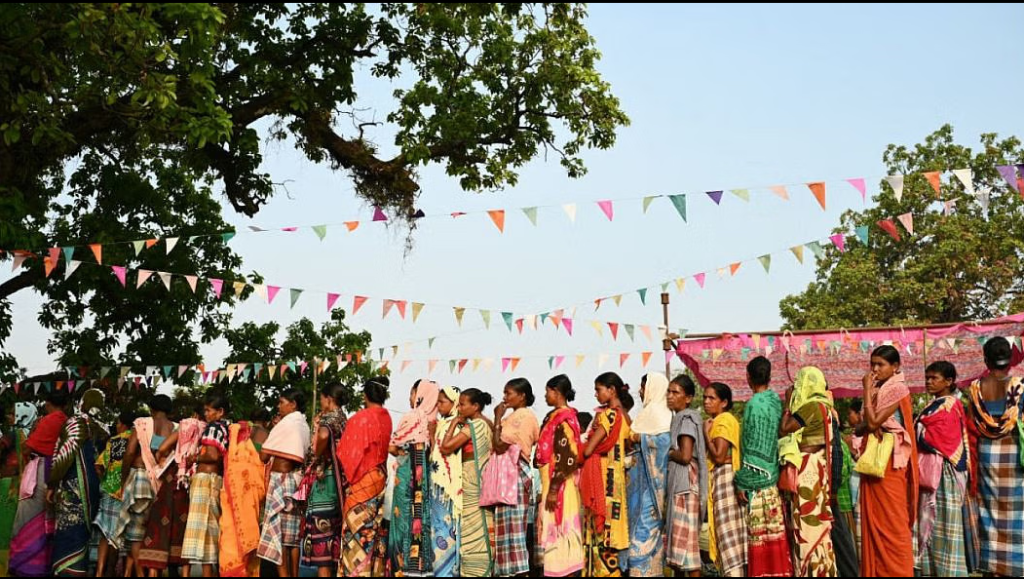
219 309 379 419
0 3 628 384
780 125 1024 330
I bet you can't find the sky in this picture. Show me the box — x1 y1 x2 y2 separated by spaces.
4 3 1023 418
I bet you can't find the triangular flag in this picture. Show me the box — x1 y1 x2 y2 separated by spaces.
472 358 482 372
502 358 511 373
769 185 789 200
64 260 81 280
406 302 422 323
502 312 514 332
952 168 974 195
325 292 340 311
428 360 439 374
312 225 328 240
165 237 179 254
619 353 630 367
352 296 368 315
90 244 102 264
996 166 1019 192
233 281 246 296
208 278 223 298
625 324 635 342
694 272 706 288
608 322 619 340
112 266 127 287
562 203 577 223
729 262 741 276
145 238 158 249
99 367 111 379
401 360 413 373
184 275 198 293
555 355 566 369
268 365 278 379
598 354 609 369
266 285 281 304
454 307 466 327
522 207 538 226
807 182 826 210
668 194 687 222
855 226 869 245
480 310 491 329
449 360 457 374
510 358 521 372
924 171 941 197
806 241 824 259
590 320 604 337
156 272 171 290
758 254 771 273
44 248 59 277
382 299 395 318
730 188 750 202
886 175 905 202
395 300 407 319
642 196 657 213
372 207 388 222
290 288 303 308
11 254 27 272
846 178 867 201
162 365 173 379
487 210 506 233
897 212 914 235
62 247 74 263
597 200 614 221
642 351 653 367
790 245 805 263
563 318 573 336
132 240 146 255
345 221 360 232
976 187 991 215
640 325 653 341
716 267 728 279
178 365 189 378
136 269 153 288
830 234 846 253
428 337 436 348
877 219 901 241
611 295 622 307
458 359 468 373
638 288 648 305
674 278 685 293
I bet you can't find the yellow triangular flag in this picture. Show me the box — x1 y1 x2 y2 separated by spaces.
453 307 466 327
612 295 622 307
412 302 425 323
790 245 804 264
590 320 604 336
575 355 586 368
674 278 686 292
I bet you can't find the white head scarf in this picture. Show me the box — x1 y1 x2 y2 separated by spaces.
631 372 672 435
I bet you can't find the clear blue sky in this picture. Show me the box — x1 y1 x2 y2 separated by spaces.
5 3 1023 415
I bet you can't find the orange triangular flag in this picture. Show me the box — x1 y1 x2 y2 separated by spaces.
510 358 521 372
924 171 941 197
145 239 158 249
641 351 653 367
488 210 506 233
729 262 742 276
345 221 360 232
807 182 826 210
352 296 368 315
619 353 630 367
90 244 103 264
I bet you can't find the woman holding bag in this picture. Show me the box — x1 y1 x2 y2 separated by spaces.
493 378 540 577
856 345 918 577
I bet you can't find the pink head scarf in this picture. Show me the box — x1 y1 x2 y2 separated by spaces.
391 379 439 446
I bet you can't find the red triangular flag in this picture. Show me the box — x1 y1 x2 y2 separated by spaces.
729 262 741 276
877 219 901 241
608 322 619 340
353 296 368 315
488 210 506 233
396 300 407 319
458 359 468 373
145 238 158 249
619 353 630 367
597 200 614 221
807 182 826 210
924 171 941 197
515 318 524 334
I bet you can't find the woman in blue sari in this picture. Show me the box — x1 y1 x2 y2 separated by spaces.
626 372 672 577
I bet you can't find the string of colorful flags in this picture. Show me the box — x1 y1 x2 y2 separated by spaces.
3 165 1019 261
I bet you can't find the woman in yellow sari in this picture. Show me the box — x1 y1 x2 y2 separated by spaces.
704 382 746 577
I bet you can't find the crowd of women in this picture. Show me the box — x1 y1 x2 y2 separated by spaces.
0 335 1021 577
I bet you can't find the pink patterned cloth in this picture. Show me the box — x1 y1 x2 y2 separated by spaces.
175 418 206 489
875 373 913 469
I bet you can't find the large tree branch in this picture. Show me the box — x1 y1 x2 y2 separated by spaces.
0 268 38 301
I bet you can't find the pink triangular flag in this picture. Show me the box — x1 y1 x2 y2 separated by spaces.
502 357 511 372
184 275 198 293
352 296 368 315
694 273 706 288
209 278 223 298
846 178 867 201
563 318 573 336
897 212 914 236
640 325 653 341
428 360 439 374
327 292 340 311
112 266 127 287
769 185 789 200
137 269 154 288
372 207 387 222
597 200 614 221
401 360 413 373
829 234 846 253
555 355 566 369
267 285 281 304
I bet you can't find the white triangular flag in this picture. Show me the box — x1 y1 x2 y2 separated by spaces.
165 237 179 254
158 272 172 290
562 203 577 224
184 275 198 293
976 186 991 216
252 284 268 301
65 260 81 280
885 175 905 202
952 168 974 196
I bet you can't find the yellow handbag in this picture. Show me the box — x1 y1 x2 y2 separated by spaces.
854 432 894 478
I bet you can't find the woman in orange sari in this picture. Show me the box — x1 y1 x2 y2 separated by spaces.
858 345 918 577
338 378 393 577
219 421 266 577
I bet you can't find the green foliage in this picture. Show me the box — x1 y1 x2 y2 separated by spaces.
781 125 1024 330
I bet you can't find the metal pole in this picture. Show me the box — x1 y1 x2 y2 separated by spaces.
311 356 318 428
662 292 672 377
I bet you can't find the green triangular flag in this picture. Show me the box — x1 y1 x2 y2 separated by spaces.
62 247 75 262
449 360 457 373
758 254 772 273
730 188 750 202
221 232 236 243
378 348 385 360
668 195 687 222
661 282 669 293
522 207 538 226
540 312 549 324
642 196 658 213
807 241 824 258
548 357 554 370
132 240 146 255
502 312 514 331
624 324 635 341
429 337 436 348
290 288 303 308
99 367 111 379
480 310 491 329
856 225 869 245
162 365 172 378
312 225 328 241
638 288 648 305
